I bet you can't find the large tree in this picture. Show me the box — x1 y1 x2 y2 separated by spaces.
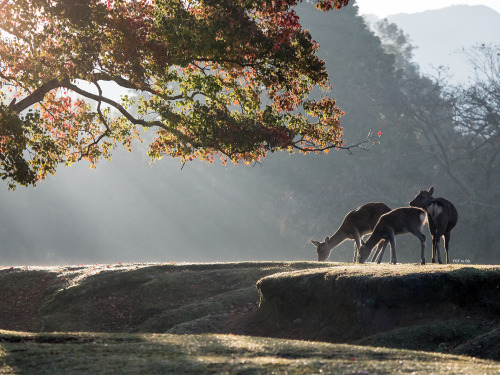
0 0 351 188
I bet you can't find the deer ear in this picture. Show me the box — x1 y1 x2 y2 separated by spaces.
311 240 320 247
428 186 434 195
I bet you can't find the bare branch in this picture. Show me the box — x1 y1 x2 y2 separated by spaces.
79 81 112 161
293 130 375 155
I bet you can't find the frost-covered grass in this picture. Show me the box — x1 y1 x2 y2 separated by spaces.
0 330 499 375
0 261 499 373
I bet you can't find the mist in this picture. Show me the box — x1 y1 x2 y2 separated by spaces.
0 148 308 265
1 1 499 266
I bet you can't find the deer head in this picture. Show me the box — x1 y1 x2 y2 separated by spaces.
409 186 434 209
311 237 331 261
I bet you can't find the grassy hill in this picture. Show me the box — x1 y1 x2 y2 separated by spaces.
0 261 499 374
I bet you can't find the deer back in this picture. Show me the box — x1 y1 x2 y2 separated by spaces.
376 207 427 236
426 198 458 233
341 202 391 235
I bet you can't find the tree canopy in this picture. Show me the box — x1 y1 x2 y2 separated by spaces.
0 0 352 188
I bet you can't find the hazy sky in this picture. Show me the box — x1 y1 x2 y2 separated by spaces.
355 0 500 18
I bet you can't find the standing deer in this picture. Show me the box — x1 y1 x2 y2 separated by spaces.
357 207 428 265
409 187 458 264
310 202 391 262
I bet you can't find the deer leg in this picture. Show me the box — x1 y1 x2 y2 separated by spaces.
409 227 426 265
353 232 362 263
376 240 389 264
444 231 451 264
370 241 384 262
420 235 427 265
388 232 396 265
421 241 427 265
434 237 443 264
431 236 438 263
434 219 448 264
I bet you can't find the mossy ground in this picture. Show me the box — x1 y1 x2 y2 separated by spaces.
0 262 320 333
253 263 500 359
0 331 498 374
0 261 499 373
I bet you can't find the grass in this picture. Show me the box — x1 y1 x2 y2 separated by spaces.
0 261 499 373
250 263 500 358
0 262 329 333
0 330 499 375
355 319 496 353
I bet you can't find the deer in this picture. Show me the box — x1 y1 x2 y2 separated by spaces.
357 207 428 265
310 202 391 262
409 187 458 264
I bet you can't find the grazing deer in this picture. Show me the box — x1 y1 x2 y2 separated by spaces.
357 207 428 265
409 187 458 264
311 202 391 262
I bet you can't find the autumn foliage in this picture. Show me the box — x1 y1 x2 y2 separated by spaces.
0 0 351 188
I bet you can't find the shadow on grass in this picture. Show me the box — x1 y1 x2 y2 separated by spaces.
1 331 499 375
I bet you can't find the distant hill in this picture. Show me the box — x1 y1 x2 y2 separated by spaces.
365 5 500 83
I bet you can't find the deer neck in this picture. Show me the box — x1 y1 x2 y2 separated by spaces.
365 232 383 252
326 228 349 249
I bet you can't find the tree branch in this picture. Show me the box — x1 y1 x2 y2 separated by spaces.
79 81 111 161
0 69 16 82
91 71 197 101
60 79 191 143
8 78 62 113
0 0 9 11
293 130 374 155
7 75 192 147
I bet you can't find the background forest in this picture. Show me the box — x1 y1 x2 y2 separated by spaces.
1 1 499 265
